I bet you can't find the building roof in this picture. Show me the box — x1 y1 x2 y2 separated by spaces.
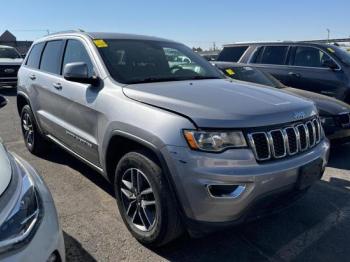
0 30 16 42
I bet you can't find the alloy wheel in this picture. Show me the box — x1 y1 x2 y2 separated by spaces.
120 168 157 232
22 112 34 147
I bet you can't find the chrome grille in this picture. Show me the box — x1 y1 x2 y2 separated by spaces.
248 117 322 161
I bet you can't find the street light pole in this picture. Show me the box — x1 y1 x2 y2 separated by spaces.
327 28 330 43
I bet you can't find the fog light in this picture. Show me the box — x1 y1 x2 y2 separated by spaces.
207 184 246 198
47 251 60 262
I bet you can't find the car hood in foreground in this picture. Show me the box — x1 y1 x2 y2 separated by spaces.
0 58 23 66
0 143 11 196
123 79 317 128
283 87 350 116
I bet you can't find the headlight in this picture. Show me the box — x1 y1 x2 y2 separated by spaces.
0 168 42 253
184 130 247 152
320 116 335 127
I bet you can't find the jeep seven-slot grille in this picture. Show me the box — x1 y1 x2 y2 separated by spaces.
248 117 322 161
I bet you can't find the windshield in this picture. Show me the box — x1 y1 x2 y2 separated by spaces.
220 66 284 88
329 45 350 66
97 39 223 84
0 47 21 59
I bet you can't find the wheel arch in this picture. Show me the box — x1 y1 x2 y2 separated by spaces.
104 131 187 223
17 91 44 133
17 91 30 116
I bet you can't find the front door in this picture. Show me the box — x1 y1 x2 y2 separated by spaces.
286 46 346 98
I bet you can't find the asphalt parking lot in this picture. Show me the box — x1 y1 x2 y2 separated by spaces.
1 86 350 262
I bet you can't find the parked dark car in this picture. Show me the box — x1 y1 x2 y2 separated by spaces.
213 61 350 143
217 42 350 104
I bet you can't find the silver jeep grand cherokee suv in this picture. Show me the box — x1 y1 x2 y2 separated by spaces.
17 31 330 246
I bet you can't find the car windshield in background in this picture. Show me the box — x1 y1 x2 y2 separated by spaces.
222 66 284 88
0 47 21 59
97 39 223 84
330 45 350 66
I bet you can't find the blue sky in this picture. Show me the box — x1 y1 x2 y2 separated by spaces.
1 0 349 49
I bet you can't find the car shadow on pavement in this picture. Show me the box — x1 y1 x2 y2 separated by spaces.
152 179 350 262
42 145 115 198
63 231 97 262
0 87 17 97
328 143 350 170
40 142 350 262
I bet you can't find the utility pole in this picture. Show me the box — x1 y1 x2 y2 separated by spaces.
213 42 216 51
327 28 330 43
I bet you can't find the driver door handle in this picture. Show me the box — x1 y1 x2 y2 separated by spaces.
29 74 36 80
53 82 62 90
288 72 301 78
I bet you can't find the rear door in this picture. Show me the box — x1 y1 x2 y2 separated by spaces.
285 45 346 98
248 45 292 85
33 40 66 138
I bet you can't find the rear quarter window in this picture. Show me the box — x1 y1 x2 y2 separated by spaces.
217 46 248 62
25 43 45 69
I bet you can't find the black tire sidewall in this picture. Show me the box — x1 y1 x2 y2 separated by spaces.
20 105 36 152
114 152 168 245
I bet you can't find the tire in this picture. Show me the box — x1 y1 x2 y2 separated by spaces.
20 105 51 155
114 151 183 247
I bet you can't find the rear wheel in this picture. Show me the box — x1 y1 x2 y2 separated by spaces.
20 105 50 155
114 151 183 247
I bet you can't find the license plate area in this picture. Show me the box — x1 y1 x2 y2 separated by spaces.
296 159 323 190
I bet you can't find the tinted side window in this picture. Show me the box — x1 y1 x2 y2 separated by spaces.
40 40 64 74
25 43 45 69
293 46 332 68
255 46 288 65
63 40 94 76
217 46 248 62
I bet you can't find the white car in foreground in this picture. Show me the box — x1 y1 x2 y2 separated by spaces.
0 96 65 261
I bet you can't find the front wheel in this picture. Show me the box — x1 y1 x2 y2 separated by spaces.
114 151 183 247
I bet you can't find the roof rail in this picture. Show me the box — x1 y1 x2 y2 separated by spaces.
46 29 86 37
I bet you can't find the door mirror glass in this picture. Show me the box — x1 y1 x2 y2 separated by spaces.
0 95 8 109
63 62 99 85
322 59 339 70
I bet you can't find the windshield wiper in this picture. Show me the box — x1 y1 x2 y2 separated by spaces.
127 75 222 84
128 77 183 84
187 76 222 80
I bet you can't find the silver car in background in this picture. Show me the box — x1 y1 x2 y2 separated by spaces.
0 96 65 261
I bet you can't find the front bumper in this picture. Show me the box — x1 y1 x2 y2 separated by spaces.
0 154 65 262
161 139 330 225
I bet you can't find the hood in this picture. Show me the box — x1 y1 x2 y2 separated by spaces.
0 143 11 196
283 87 350 116
0 58 23 66
123 79 317 128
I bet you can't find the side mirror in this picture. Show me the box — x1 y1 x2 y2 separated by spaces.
63 62 99 85
322 59 339 70
0 95 8 109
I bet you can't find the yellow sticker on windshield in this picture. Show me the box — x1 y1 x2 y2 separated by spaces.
226 68 235 75
93 39 108 48
327 47 335 53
